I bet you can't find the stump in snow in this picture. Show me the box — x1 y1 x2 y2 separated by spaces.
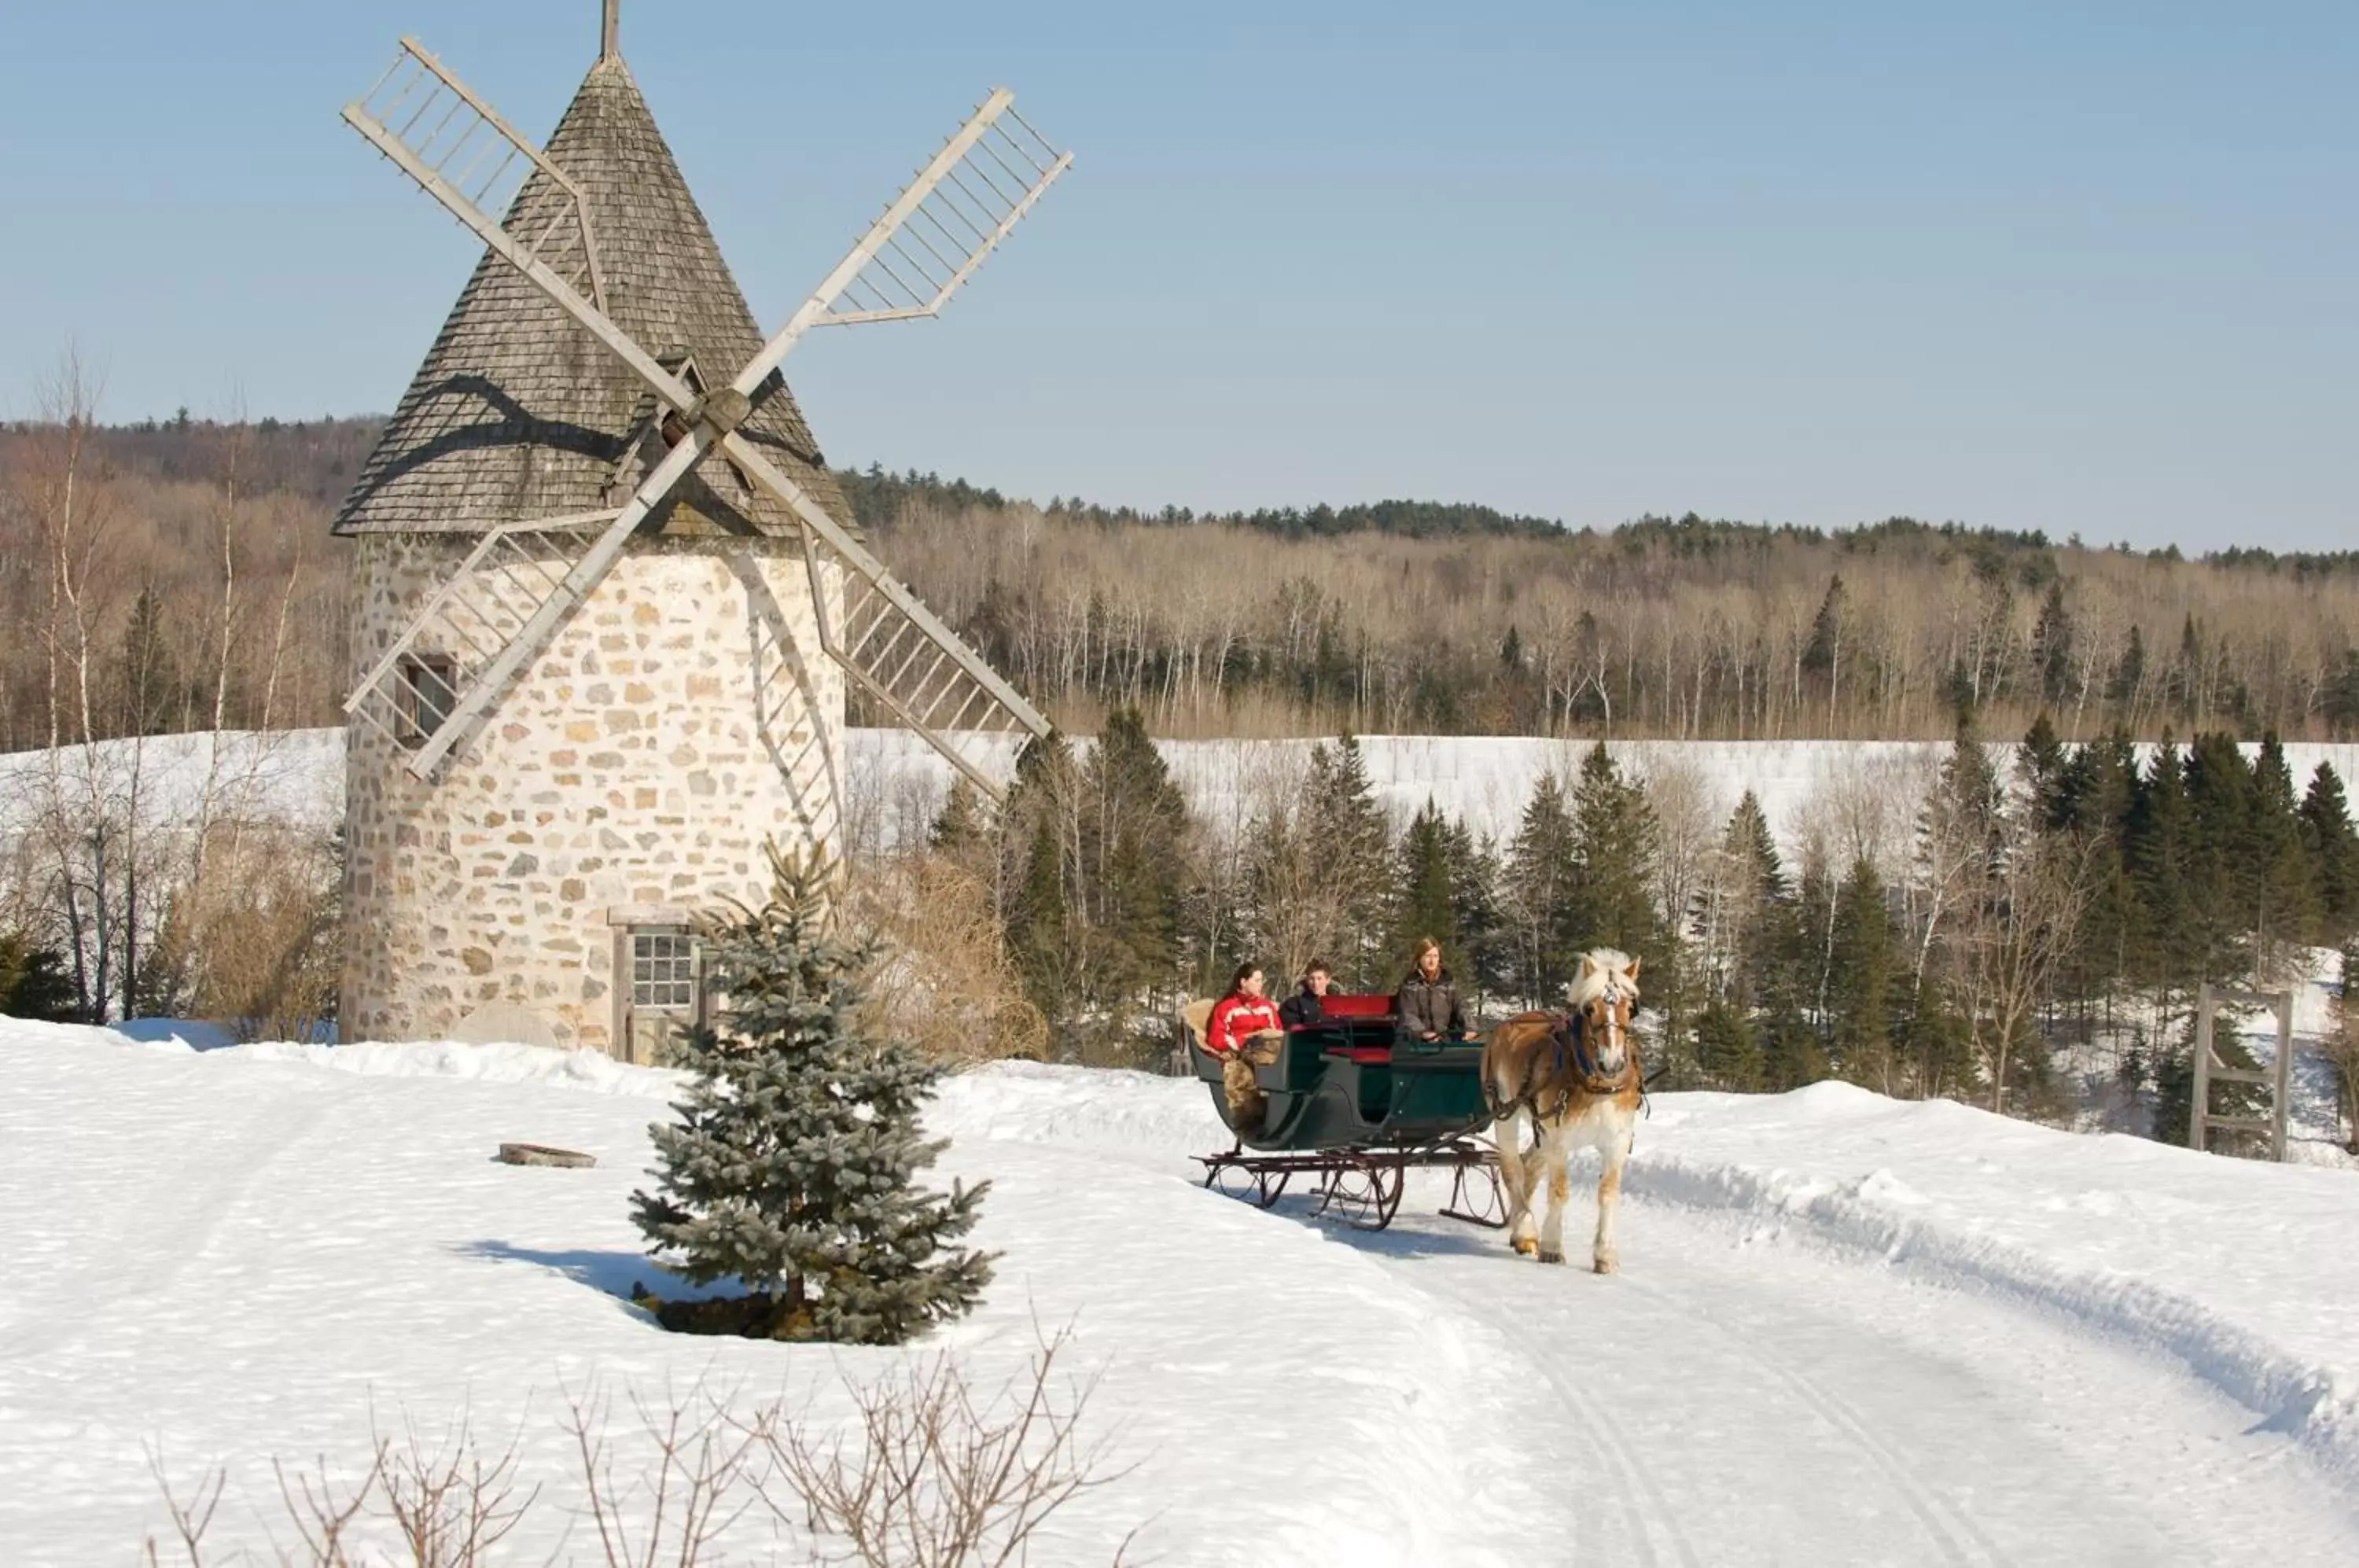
498 1143 596 1169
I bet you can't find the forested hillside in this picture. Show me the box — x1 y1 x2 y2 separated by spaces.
5 408 2358 753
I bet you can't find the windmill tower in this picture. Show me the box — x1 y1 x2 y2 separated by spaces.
333 5 1069 1058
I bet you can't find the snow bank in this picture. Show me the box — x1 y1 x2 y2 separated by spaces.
219 1036 686 1097
1627 1084 2359 1477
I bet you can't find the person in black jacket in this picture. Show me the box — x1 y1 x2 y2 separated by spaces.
1279 959 1337 1030
1395 937 1478 1044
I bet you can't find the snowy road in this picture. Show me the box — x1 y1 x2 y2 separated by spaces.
1347 1192 2355 1566
3 1025 2357 1564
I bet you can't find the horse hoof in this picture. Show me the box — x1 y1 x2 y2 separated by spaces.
1538 1247 1566 1265
1511 1235 1537 1257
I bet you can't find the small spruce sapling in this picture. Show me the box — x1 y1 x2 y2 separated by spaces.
631 845 994 1343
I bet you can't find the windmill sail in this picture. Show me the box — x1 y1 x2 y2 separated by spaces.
340 40 1064 793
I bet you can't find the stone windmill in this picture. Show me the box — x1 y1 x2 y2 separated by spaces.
332 3 1069 1058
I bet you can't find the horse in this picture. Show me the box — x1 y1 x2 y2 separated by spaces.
1481 948 1643 1272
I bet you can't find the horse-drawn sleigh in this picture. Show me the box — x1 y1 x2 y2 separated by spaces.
1181 949 1645 1272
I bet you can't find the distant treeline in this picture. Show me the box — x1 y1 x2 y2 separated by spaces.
922 714 2359 1145
4 408 2359 753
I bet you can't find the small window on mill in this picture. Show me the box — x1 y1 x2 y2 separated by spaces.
394 653 459 747
631 930 698 1011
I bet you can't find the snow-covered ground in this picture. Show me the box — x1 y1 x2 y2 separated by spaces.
6 1019 2358 1564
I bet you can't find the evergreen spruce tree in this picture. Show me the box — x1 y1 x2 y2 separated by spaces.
1389 797 1461 977
929 778 988 856
1079 707 1190 1007
1801 575 1848 716
1824 856 1893 1085
1695 997 1763 1092
1444 815 1509 1006
0 929 77 1022
2181 731 2256 983
1570 742 1661 957
2030 581 2075 705
2299 762 2359 947
119 585 184 738
2247 733 2317 971
2052 727 2138 1029
2125 733 2195 999
2018 713 2069 827
1504 771 1582 1008
1003 733 1081 1026
2107 624 2146 716
633 846 992 1344
1306 734 1393 989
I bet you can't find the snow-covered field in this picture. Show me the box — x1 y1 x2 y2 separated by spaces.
6 1019 2358 1565
12 727 2358 852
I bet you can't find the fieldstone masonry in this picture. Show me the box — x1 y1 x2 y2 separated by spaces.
343 532 844 1055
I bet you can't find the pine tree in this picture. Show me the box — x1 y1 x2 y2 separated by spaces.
1503 771 1582 1008
2018 713 2068 828
1444 815 1508 1006
1079 707 1190 1006
2125 734 2197 1003
633 846 992 1344
1003 733 1081 1025
2030 581 2075 705
1801 575 1848 717
2181 731 2257 983
0 929 77 1022
2247 733 2317 973
118 585 183 737
1389 797 1460 978
2107 623 2146 714
1707 790 1790 1013
1825 855 1893 1085
1695 997 1763 1092
929 779 988 856
2299 762 2359 947
1306 734 1392 989
1570 742 1661 957
2052 727 2138 1026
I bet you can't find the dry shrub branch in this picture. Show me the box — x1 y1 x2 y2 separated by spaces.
847 852 1047 1066
139 1337 1131 1566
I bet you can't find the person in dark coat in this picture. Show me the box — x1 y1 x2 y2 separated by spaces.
1394 937 1478 1044
1279 959 1337 1031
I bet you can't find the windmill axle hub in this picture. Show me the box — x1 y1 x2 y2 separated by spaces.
688 387 752 438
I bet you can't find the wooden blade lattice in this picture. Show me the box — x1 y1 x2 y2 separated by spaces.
344 516 613 758
344 38 606 311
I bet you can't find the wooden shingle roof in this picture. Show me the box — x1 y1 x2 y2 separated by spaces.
334 53 846 536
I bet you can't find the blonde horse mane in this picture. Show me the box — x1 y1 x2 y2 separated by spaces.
1570 948 1640 1007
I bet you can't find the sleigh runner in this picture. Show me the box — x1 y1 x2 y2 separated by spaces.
1180 992 1507 1232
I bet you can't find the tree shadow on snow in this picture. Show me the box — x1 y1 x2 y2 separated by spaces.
459 1240 730 1311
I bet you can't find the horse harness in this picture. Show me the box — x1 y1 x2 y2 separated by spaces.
1502 1004 1642 1126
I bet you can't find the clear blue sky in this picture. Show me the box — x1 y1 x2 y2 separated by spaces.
1 1 2350 551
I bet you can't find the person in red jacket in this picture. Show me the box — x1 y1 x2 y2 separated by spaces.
1206 963 1283 1131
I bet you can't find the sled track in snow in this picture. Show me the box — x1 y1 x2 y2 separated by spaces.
1496 1287 1702 1568
1 1070 335 1363
1638 1275 2006 1567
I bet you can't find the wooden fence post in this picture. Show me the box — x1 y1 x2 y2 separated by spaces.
2190 983 2213 1151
